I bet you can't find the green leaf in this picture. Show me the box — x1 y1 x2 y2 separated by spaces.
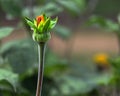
56 0 85 15
106 20 119 32
57 0 79 13
55 76 93 95
54 25 72 39
109 57 120 74
0 27 14 39
22 3 63 17
44 51 68 76
44 64 68 77
88 74 112 86
87 16 119 32
0 39 38 76
0 0 22 18
34 3 63 16
0 69 19 91
54 73 112 95
86 16 108 27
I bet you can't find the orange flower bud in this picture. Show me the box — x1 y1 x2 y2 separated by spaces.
36 15 44 26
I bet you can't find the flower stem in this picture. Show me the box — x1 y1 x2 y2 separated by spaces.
36 42 46 96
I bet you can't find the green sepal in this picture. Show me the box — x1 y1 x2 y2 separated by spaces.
32 32 51 42
38 22 44 33
42 18 50 33
33 19 37 27
43 14 47 21
25 17 33 22
25 17 38 30
49 17 58 30
27 21 37 29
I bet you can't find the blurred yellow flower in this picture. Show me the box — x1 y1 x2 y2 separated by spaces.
93 53 109 66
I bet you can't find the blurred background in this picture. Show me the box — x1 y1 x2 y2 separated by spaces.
0 0 120 96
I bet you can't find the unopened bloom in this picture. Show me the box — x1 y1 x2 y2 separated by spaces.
25 14 58 42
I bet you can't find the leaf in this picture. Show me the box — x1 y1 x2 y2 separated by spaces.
88 73 112 86
87 16 119 32
106 20 119 32
54 25 72 39
86 16 108 27
44 63 68 77
0 0 22 18
109 57 120 74
0 39 38 76
34 2 63 16
44 51 68 76
22 3 63 17
0 27 14 39
55 76 93 95
0 69 19 91
56 0 86 15
54 73 112 95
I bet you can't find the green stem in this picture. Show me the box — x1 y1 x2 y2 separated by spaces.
36 42 46 96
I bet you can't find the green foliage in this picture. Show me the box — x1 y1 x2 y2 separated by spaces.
88 74 112 86
107 57 120 92
0 69 18 91
56 0 86 15
44 52 68 77
0 0 116 96
0 36 111 96
54 25 72 39
34 2 63 17
0 0 22 18
22 0 86 17
87 16 119 32
22 2 63 17
0 39 37 76
0 27 14 39
50 73 111 96
55 76 92 95
87 14 120 33
95 0 120 15
109 57 120 74
0 36 112 96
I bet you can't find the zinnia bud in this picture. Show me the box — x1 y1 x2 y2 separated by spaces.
25 14 58 42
